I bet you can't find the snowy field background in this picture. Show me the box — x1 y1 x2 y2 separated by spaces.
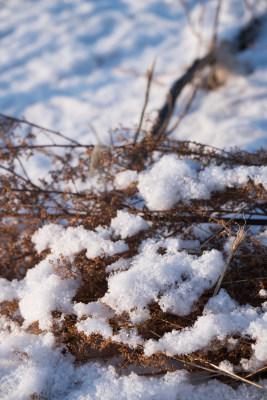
1 0 267 149
0 0 267 399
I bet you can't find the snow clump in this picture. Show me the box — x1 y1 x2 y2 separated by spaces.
102 237 225 320
110 210 149 239
137 155 267 210
144 289 267 365
114 170 138 189
0 223 130 330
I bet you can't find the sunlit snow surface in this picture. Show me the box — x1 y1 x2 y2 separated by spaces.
1 0 267 398
0 0 267 149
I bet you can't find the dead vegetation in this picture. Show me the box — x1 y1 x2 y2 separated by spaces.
0 2 266 393
0 111 266 389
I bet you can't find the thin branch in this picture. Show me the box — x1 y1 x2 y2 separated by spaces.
222 277 267 285
152 91 173 142
115 66 164 86
200 205 248 249
210 0 222 50
0 113 81 146
15 155 32 183
0 212 77 219
150 52 214 138
0 144 93 150
9 187 93 197
213 227 246 296
133 58 156 145
166 77 201 136
2 203 82 212
178 0 204 44
208 362 263 389
245 365 267 378
0 164 42 191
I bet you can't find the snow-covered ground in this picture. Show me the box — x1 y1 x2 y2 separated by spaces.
0 0 267 149
0 0 267 399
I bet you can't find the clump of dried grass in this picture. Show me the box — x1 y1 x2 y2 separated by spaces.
0 114 266 388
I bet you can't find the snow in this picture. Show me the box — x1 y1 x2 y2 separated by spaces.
1 217 266 397
1 0 267 151
137 155 267 210
5 220 142 330
32 223 128 258
73 301 114 320
257 229 267 247
1 0 267 398
77 317 113 340
102 239 224 318
259 289 267 298
110 210 149 239
1 321 265 400
223 236 235 253
144 290 267 363
114 170 138 190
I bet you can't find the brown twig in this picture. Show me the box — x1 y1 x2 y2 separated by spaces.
150 52 214 139
245 364 267 378
166 76 201 136
0 113 81 146
178 0 204 44
210 0 222 50
213 226 246 296
208 362 263 389
133 58 156 145
0 144 92 150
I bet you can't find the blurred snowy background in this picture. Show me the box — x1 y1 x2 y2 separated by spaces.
0 0 267 149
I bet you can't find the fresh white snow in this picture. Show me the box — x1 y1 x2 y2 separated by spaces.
137 155 267 210
1 0 267 398
0 0 267 150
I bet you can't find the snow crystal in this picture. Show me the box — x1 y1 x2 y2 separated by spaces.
247 313 267 363
32 223 128 258
137 155 267 210
0 222 131 330
0 278 20 303
218 360 234 373
257 229 267 247
224 236 235 253
110 210 149 239
103 238 224 317
76 315 144 348
190 224 214 240
0 317 265 400
129 308 150 325
105 259 130 273
112 328 144 348
76 317 113 339
137 155 203 210
17 255 80 330
73 301 114 320
144 290 267 366
114 170 138 190
259 289 267 297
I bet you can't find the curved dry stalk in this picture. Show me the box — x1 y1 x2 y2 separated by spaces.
213 226 247 296
133 58 156 145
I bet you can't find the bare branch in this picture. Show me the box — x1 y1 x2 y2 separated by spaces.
133 58 156 145
0 113 81 146
150 52 214 138
213 226 246 296
166 76 201 136
210 0 222 50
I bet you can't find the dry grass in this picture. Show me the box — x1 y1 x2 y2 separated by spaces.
0 114 266 388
